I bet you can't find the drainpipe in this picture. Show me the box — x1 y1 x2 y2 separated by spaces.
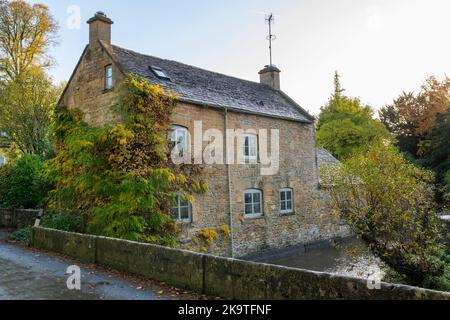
224 108 235 258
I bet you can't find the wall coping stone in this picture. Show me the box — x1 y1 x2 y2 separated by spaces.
31 227 450 300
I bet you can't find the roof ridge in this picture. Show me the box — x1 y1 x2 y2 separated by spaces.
110 43 281 92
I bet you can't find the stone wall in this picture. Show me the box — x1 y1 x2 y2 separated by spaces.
170 103 349 257
170 103 232 257
0 208 41 229
0 208 14 228
224 111 349 257
31 227 450 300
61 43 123 127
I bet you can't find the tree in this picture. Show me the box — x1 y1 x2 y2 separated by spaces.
419 108 450 204
0 70 62 158
333 70 345 99
316 72 392 160
379 92 420 157
0 0 58 82
321 143 446 286
379 76 450 158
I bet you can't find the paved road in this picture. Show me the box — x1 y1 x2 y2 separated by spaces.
0 229 185 300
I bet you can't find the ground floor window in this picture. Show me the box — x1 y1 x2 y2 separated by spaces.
171 194 191 222
244 189 263 218
280 188 293 214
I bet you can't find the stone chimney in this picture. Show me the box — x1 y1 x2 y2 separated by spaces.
87 11 113 47
258 65 281 90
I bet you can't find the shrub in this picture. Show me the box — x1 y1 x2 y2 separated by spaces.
322 143 446 287
0 155 52 208
0 165 12 208
42 212 84 233
7 227 32 244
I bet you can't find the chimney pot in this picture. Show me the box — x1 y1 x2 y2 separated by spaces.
259 64 281 90
87 11 113 47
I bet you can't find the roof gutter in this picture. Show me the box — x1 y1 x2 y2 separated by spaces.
179 97 313 124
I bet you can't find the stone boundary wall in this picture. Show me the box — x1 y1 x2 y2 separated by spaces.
0 208 41 229
31 227 450 300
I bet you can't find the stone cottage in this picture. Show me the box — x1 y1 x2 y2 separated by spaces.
59 12 347 258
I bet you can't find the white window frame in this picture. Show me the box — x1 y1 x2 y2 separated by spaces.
170 125 190 157
105 64 113 90
243 134 258 162
244 189 263 218
280 188 294 214
172 193 192 223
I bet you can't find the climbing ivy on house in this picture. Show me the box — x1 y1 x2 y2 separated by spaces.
47 75 207 245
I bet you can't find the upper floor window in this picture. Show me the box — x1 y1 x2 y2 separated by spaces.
244 189 263 218
171 193 191 223
0 155 6 166
170 125 189 156
243 134 258 162
105 64 113 90
280 188 294 214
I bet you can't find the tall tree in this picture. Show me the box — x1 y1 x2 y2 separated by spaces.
419 108 450 204
379 92 421 157
379 76 450 158
0 0 58 82
316 72 392 160
0 70 62 158
333 70 345 99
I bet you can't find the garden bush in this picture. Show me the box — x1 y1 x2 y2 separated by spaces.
0 155 52 208
7 227 32 244
42 212 84 233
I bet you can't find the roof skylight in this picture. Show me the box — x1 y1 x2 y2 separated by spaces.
150 66 170 80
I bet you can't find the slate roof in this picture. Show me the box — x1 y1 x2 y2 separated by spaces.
316 148 340 186
316 148 340 169
104 43 313 123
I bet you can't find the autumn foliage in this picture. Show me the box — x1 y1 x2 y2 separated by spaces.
47 75 207 245
379 76 449 151
322 143 447 286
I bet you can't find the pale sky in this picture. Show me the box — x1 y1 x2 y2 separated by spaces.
32 0 450 116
